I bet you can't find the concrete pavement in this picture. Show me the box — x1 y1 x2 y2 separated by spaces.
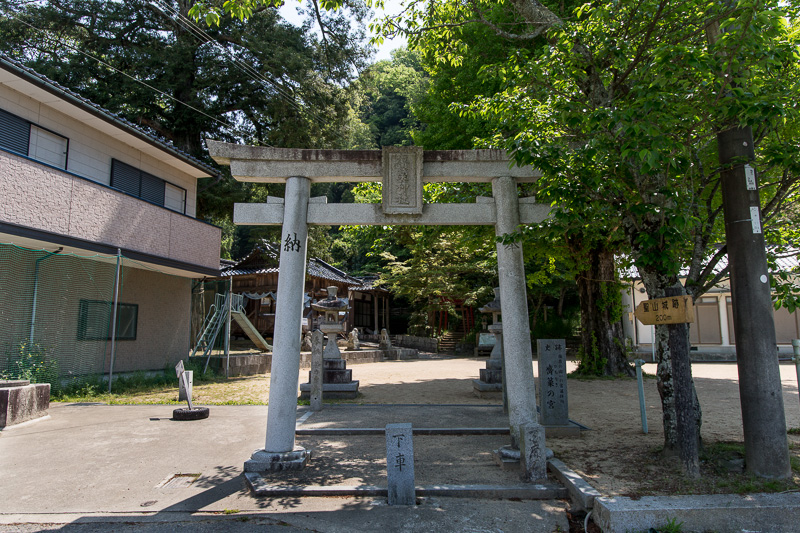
0 403 569 532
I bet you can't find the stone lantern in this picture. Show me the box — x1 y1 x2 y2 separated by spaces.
300 286 360 400
474 288 505 405
479 287 503 361
311 286 348 359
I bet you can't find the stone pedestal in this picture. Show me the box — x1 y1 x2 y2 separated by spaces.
299 358 360 399
473 319 505 398
244 447 311 473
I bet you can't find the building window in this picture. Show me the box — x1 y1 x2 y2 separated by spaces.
110 159 186 214
0 108 68 169
165 182 186 213
77 300 138 340
29 125 68 169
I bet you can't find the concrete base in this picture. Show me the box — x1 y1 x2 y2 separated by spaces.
245 473 568 499
0 381 50 428
243 447 311 473
493 445 554 473
595 493 800 533
547 458 601 511
472 379 502 399
493 445 522 471
298 381 360 400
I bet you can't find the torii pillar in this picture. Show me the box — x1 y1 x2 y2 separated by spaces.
207 142 551 476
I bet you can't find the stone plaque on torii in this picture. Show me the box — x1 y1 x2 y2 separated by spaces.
207 141 551 480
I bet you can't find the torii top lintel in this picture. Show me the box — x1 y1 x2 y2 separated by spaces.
206 140 539 184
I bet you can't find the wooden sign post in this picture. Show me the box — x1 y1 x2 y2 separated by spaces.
634 295 694 325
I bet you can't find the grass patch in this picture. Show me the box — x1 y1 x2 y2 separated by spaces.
51 359 270 405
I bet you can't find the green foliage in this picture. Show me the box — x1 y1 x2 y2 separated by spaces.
355 48 427 147
530 311 577 340
573 333 608 377
646 518 684 533
52 359 220 401
1 341 59 391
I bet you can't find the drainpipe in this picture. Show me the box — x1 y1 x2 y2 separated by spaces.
225 276 233 378
107 249 122 393
29 247 63 345
792 339 800 414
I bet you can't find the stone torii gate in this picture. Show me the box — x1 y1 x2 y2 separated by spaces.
207 141 551 478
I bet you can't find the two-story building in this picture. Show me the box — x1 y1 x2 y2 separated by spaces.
0 56 221 385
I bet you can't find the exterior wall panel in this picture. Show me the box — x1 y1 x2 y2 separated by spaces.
0 150 220 270
109 266 191 373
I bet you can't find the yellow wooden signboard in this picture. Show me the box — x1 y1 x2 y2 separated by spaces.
634 296 694 325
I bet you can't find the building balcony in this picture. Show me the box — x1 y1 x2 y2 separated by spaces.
0 150 220 276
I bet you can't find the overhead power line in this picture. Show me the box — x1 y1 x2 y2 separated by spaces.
148 0 329 127
3 10 257 142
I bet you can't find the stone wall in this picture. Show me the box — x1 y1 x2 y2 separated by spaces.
203 347 419 377
361 334 439 353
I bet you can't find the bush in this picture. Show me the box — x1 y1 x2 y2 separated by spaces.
2 341 59 391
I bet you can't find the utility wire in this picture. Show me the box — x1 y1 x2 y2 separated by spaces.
3 10 257 142
149 0 329 126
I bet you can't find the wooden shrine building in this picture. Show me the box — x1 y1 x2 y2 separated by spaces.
211 241 390 340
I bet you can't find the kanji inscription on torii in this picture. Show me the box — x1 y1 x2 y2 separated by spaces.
383 146 423 214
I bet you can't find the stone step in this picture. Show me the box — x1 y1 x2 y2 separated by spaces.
245 473 568 500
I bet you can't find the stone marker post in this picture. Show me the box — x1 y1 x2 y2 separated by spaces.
537 339 569 426
245 176 311 472
492 177 542 450
310 330 324 412
386 423 415 505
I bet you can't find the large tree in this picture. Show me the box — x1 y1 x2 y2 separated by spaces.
397 0 800 475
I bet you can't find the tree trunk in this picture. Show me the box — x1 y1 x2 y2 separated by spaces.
666 286 700 477
575 247 633 376
639 268 702 455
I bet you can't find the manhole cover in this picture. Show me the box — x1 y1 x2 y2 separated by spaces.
155 473 201 489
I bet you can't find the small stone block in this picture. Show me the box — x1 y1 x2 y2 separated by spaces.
299 381 359 400
0 383 50 428
493 446 521 471
322 369 352 383
486 359 502 371
386 423 415 505
310 330 324 412
244 447 311 473
480 368 502 383
520 423 547 482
